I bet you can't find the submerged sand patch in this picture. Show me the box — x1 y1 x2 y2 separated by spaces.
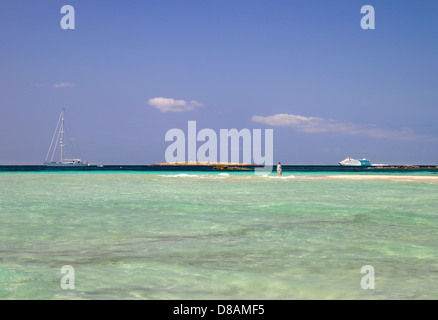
318 175 438 182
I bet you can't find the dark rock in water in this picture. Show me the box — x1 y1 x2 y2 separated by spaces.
383 165 436 169
213 165 251 170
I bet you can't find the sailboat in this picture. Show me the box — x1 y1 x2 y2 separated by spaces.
44 108 89 166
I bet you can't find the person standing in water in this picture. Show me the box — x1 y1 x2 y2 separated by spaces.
277 162 282 177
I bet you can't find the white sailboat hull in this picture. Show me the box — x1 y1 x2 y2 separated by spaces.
44 161 89 167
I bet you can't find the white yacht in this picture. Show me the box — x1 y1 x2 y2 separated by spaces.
44 108 89 166
339 157 371 167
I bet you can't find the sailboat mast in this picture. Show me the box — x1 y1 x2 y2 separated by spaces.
60 108 65 164
45 110 62 164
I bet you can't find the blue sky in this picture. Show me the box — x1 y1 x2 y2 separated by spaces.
1 0 437 165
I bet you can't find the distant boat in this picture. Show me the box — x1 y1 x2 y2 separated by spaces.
339 157 371 167
44 108 89 166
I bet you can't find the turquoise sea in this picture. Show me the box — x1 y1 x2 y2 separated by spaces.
1 170 437 299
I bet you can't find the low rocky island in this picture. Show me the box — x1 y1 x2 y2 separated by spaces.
374 165 438 169
150 161 260 170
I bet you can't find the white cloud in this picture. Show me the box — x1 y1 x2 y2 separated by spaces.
148 97 204 112
251 113 432 141
53 82 75 88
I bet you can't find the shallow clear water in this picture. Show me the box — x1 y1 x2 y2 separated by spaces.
1 171 437 299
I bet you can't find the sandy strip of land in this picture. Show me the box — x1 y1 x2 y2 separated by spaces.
316 175 438 182
151 162 257 166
